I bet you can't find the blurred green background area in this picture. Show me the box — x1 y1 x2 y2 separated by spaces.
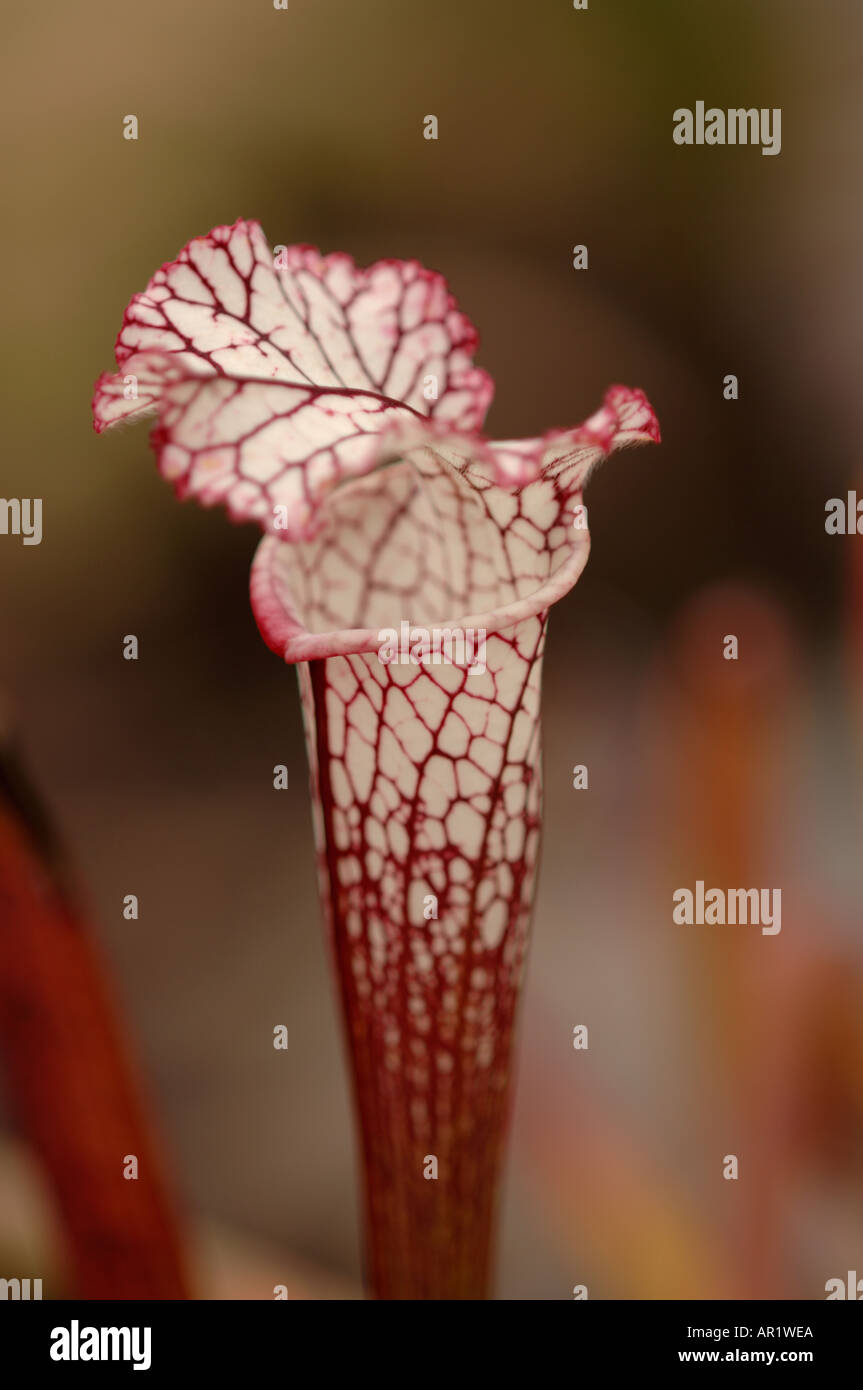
1 0 862 1297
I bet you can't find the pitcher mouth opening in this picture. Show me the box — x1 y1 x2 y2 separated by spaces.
248 438 595 664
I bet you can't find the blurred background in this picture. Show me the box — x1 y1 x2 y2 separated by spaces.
1 0 862 1298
